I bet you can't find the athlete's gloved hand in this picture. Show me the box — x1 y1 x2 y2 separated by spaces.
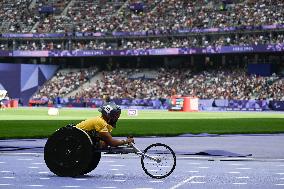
125 137 134 144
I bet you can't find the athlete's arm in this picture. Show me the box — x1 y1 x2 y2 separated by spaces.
99 132 134 147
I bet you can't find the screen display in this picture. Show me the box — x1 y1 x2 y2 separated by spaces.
170 98 184 111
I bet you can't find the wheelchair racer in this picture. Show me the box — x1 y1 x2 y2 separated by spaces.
76 102 134 148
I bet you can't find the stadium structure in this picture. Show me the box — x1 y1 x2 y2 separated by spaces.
0 0 283 111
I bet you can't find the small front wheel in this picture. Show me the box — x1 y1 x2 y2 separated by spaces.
141 143 176 179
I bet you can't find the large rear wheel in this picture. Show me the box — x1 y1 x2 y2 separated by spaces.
44 126 94 177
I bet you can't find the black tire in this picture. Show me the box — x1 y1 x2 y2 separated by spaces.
141 143 176 179
44 126 94 177
82 152 101 174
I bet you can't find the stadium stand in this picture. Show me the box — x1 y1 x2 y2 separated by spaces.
33 67 98 99
0 0 283 110
32 67 284 101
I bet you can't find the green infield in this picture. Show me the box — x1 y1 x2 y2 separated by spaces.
0 108 283 139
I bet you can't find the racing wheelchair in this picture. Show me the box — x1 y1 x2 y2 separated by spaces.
44 125 176 179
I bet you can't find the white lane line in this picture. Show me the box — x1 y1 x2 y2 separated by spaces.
149 180 163 183
110 169 119 171
17 158 33 161
114 174 124 176
275 184 284 186
170 176 205 189
39 178 50 180
149 170 158 172
187 162 201 165
197 167 209 169
2 177 15 179
0 171 12 173
228 172 240 174
236 176 250 179
190 181 206 184
134 188 153 189
276 173 284 175
179 157 209 160
275 165 284 167
113 180 126 182
27 185 44 187
233 183 247 185
75 179 88 181
38 172 49 174
31 163 44 165
229 163 244 166
28 167 39 169
103 154 119 157
101 160 116 163
280 178 284 180
0 184 12 186
236 168 251 170
96 187 117 189
62 186 80 188
110 165 125 167
0 162 6 164
187 171 199 173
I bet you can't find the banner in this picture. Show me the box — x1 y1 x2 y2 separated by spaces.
8 43 284 57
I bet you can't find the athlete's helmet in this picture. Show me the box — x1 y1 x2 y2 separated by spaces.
98 102 121 126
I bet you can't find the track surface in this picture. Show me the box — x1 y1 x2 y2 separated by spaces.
1 135 284 189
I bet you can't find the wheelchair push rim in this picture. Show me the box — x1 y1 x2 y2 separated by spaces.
141 143 176 179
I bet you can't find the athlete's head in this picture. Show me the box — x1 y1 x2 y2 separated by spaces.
98 102 121 127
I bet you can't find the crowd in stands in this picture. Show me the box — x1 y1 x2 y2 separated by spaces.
34 67 284 101
33 67 98 99
0 0 284 34
1 33 283 51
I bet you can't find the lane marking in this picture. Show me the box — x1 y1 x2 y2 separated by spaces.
114 174 124 176
134 188 153 189
228 172 240 174
38 172 49 174
17 158 33 161
229 163 244 166
2 177 15 179
110 169 119 171
236 168 251 170
28 167 39 169
190 181 206 184
0 162 6 164
187 162 201 165
276 173 284 175
31 163 44 165
0 171 12 173
101 161 116 163
27 185 44 187
236 177 250 179
275 165 284 167
197 167 209 169
275 184 284 186
75 179 88 181
103 154 119 157
233 183 247 185
280 178 284 180
187 171 199 173
1 153 39 155
170 176 205 189
110 165 125 167
113 180 126 182
96 187 117 189
149 180 163 183
39 178 50 180
62 186 80 188
149 170 158 172
0 184 12 186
